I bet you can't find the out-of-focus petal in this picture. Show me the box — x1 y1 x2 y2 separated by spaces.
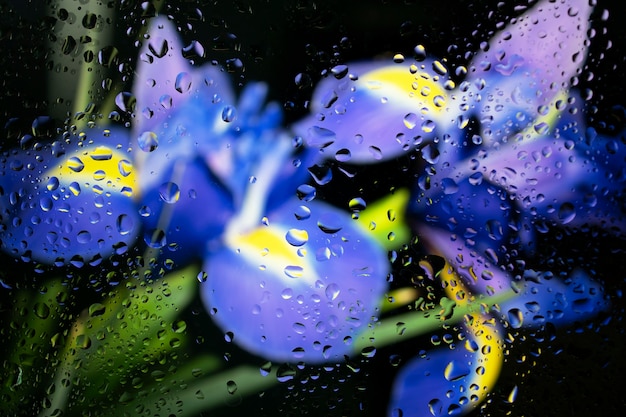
461 0 594 144
139 156 235 266
494 268 610 329
0 130 139 266
133 17 235 138
415 217 513 297
388 314 503 417
201 198 389 363
293 61 459 163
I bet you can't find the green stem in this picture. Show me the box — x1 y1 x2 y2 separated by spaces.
353 289 517 353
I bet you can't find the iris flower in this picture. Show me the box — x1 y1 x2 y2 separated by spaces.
133 18 391 364
0 129 139 266
294 0 616 415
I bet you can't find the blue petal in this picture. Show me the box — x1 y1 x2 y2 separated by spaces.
494 269 610 329
0 129 139 265
293 60 460 163
139 156 235 266
461 0 594 145
200 198 389 363
388 315 503 417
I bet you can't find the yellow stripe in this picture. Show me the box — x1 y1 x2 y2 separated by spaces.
361 66 448 113
45 146 136 196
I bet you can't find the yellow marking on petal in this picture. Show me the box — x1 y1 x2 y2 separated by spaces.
45 146 136 197
355 189 411 250
228 226 318 285
520 89 570 142
463 312 504 408
361 66 448 113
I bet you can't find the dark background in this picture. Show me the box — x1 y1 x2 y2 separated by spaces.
1 0 625 416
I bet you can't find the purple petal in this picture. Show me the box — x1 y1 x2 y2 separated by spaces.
0 130 139 266
494 269 609 329
200 198 389 363
132 17 235 137
389 315 503 417
293 61 459 163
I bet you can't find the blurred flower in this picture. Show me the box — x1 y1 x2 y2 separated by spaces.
0 129 139 266
295 0 617 415
131 18 391 363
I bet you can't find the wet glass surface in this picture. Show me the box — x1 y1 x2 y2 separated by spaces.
1 1 625 416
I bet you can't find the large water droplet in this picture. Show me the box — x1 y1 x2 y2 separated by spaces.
148 37 169 58
507 308 524 329
444 360 470 381
284 265 304 278
222 105 237 122
138 131 159 152
66 157 85 173
175 72 192 93
325 283 340 301
558 202 576 224
159 182 180 204
285 229 308 247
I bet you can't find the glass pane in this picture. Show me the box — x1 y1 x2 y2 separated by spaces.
1 0 624 416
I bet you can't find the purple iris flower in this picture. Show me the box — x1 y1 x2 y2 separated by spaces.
386 0 616 415
292 0 616 414
0 129 139 266
132 18 390 363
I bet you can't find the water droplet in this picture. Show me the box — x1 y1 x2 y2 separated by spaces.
296 184 316 202
413 44 427 61
507 308 524 329
66 157 85 173
62 35 77 55
77 230 92 244
428 399 443 416
226 380 238 394
159 182 180 204
368 146 383 160
222 105 237 122
149 37 169 58
432 60 447 75
331 64 349 79
276 364 296 382
175 72 192 93
403 113 418 129
286 229 308 247
444 360 470 381
116 214 134 236
224 331 234 342
507 385 518 403
88 303 106 317
82 12 97 29
294 205 311 220
360 346 376 358
115 92 136 113
348 197 367 212
89 146 113 161
334 148 351 162
40 197 53 212
260 361 272 376
325 283 340 301
421 120 436 133
98 46 119 68
558 202 576 224
145 229 166 248
34 302 50 319
138 131 158 152
317 212 342 234
284 265 304 278
118 159 133 177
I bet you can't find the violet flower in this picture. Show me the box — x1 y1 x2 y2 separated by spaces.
0 129 139 266
132 18 390 363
